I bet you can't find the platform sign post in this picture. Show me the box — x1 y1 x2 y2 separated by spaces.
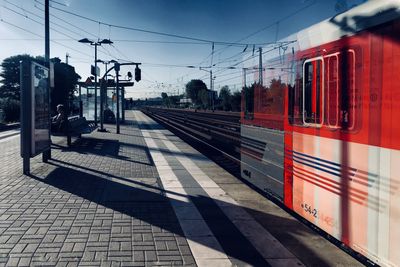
20 61 51 175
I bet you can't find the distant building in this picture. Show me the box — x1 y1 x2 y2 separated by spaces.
179 98 192 107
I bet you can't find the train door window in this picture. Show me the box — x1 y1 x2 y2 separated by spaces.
325 53 340 128
346 49 356 130
323 49 358 130
302 57 324 126
288 60 304 125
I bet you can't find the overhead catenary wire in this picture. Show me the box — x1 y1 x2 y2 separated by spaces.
5 0 125 64
34 3 98 38
1 5 77 41
35 0 213 44
0 18 93 59
1 3 122 62
186 0 315 87
2 0 310 97
35 0 293 48
1 3 286 89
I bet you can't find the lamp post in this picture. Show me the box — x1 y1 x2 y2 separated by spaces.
78 38 113 126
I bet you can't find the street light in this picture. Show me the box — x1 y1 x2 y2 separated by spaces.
78 38 113 126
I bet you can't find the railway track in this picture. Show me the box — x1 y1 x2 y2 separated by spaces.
141 107 242 177
141 107 372 267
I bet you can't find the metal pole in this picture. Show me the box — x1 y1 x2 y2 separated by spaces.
209 70 212 109
45 1 49 64
43 0 51 162
259 47 263 86
105 62 108 106
78 84 82 117
94 43 98 126
243 68 247 87
116 69 120 134
99 78 104 131
243 68 247 114
99 60 109 132
121 87 125 122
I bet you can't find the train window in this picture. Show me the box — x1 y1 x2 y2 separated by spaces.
288 60 304 125
346 49 356 130
323 49 357 130
325 53 340 128
302 57 324 126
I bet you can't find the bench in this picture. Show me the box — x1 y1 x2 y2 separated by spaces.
52 116 97 146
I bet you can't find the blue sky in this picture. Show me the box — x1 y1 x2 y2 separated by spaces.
0 0 365 99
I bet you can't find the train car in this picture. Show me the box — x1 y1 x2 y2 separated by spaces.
240 1 400 266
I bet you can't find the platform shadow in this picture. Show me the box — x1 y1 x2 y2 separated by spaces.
28 159 332 267
52 136 209 164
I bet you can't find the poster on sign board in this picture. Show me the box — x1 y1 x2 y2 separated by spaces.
31 62 51 156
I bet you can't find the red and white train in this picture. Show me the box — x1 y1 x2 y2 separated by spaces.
240 1 400 266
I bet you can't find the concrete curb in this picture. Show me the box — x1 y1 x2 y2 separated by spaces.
0 122 20 132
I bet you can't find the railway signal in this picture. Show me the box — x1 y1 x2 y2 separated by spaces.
135 66 141 82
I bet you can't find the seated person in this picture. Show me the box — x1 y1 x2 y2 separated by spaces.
104 105 115 123
51 104 67 133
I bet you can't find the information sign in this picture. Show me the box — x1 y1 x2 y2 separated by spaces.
31 62 51 156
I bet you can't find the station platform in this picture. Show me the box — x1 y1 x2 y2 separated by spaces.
0 111 362 266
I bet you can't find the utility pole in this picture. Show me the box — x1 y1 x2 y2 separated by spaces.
243 68 247 88
121 87 125 122
210 70 213 110
66 53 69 65
45 0 49 65
199 66 214 109
94 44 98 125
259 47 263 86
43 0 51 162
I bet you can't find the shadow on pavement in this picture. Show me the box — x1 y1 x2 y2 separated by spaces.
29 158 331 266
52 137 209 164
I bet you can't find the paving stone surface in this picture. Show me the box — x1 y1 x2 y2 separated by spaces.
0 110 364 267
0 113 195 266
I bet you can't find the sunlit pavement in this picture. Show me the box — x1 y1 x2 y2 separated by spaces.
0 111 361 266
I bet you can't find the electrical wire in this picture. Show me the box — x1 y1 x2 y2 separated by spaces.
0 18 92 58
1 3 121 61
34 3 98 38
3 0 306 94
35 0 293 48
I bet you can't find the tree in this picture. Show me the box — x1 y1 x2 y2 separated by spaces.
185 79 207 105
51 58 81 114
198 89 209 109
219 85 231 111
161 92 170 107
0 54 45 100
231 91 242 112
0 54 80 117
243 83 255 115
169 95 180 107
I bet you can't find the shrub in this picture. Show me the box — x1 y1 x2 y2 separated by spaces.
0 98 20 123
